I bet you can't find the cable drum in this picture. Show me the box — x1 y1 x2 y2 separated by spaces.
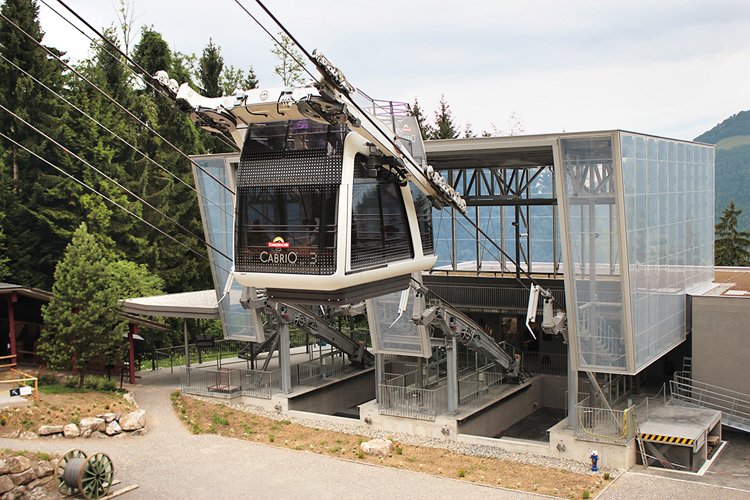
62 457 86 488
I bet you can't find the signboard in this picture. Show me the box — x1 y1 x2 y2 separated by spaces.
9 386 32 397
196 337 215 349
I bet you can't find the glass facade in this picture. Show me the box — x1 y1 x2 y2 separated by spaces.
620 132 714 369
366 287 431 357
559 137 628 371
193 157 264 342
559 132 715 373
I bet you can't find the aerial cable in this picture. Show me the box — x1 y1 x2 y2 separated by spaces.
0 102 234 264
45 0 240 154
0 131 234 276
0 12 236 196
0 53 234 221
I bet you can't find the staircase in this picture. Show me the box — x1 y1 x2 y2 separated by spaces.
669 373 750 433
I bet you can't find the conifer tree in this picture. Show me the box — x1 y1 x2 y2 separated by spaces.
432 95 459 139
39 223 125 386
243 66 259 89
715 201 750 266
411 98 434 140
198 38 223 97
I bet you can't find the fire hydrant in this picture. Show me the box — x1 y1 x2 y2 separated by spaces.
590 450 599 472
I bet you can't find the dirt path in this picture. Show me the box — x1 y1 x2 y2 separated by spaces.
0 381 540 499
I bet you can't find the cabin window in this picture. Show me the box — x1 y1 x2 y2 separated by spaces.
350 155 414 271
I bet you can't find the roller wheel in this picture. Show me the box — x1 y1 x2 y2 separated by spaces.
57 449 87 496
78 453 114 499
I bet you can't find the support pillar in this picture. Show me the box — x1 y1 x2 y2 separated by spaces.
374 353 384 403
568 343 577 428
447 337 458 414
183 319 190 368
277 305 292 393
7 292 17 359
127 323 137 384
416 357 424 389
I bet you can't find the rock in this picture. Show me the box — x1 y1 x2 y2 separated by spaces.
34 462 53 479
130 428 146 436
360 438 395 457
1 430 20 439
105 420 122 436
92 431 106 439
29 486 48 499
123 392 136 405
0 459 9 474
79 417 106 433
63 424 79 438
97 412 120 424
19 431 37 440
36 425 63 436
7 456 32 474
8 485 26 500
10 468 36 486
0 475 14 494
120 409 146 431
82 429 92 438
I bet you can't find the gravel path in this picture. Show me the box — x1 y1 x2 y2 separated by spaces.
0 383 543 499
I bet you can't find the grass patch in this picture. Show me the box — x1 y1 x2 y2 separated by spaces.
211 413 229 426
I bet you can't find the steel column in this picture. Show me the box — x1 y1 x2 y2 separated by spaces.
447 337 458 413
278 305 292 393
183 319 190 368
6 293 16 358
128 323 137 384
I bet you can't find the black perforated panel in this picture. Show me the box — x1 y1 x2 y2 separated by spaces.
238 149 343 186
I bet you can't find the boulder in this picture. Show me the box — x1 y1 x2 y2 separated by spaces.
0 475 14 494
123 393 136 405
81 429 92 438
92 431 106 439
360 438 395 457
19 431 37 440
37 425 63 436
0 459 9 475
10 468 36 486
79 417 106 433
130 428 146 436
34 462 53 479
8 485 26 499
63 424 79 438
97 413 120 424
105 420 122 436
120 409 146 431
7 456 32 474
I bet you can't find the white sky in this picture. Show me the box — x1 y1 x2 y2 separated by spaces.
38 0 750 140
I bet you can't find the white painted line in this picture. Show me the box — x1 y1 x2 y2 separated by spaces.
695 440 727 476
628 471 750 494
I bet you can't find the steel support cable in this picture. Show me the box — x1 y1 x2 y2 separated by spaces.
0 53 234 221
42 0 241 154
0 102 233 263
0 131 234 276
240 0 566 310
0 12 236 196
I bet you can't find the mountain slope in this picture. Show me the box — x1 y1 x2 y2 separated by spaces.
695 110 750 230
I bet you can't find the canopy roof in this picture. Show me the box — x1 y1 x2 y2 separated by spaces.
121 289 220 319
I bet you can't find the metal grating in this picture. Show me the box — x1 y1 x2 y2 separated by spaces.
238 148 343 186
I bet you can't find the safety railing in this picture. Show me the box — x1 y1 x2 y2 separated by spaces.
521 351 568 376
180 366 280 400
457 369 505 406
0 362 39 402
377 383 448 421
297 355 348 387
575 401 634 445
670 374 750 431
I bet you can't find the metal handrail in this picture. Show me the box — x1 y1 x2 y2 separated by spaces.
670 374 750 427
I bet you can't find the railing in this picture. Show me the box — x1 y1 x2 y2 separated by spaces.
670 374 750 430
0 362 39 402
521 351 568 376
458 369 505 406
377 383 448 421
575 400 634 445
297 355 348 387
180 366 280 400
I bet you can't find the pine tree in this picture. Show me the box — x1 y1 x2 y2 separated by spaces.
39 223 125 386
243 66 259 89
198 38 223 97
715 201 750 266
432 95 459 139
411 98 434 140
271 32 306 86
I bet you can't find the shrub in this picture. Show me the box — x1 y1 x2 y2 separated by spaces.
603 472 611 480
268 434 275 443
395 445 403 455
212 413 229 426
457 469 466 478
356 449 364 459
582 490 590 499
62 376 78 388
37 373 58 386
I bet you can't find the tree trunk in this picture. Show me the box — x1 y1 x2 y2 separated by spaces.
78 370 85 388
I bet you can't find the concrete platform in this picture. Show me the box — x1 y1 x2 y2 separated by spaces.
637 402 722 452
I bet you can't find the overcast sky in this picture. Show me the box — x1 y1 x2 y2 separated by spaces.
38 0 750 141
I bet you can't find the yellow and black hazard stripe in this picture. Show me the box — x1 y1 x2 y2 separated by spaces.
640 433 694 446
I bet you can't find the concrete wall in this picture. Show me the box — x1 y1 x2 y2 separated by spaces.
288 369 375 415
691 295 750 394
458 379 542 438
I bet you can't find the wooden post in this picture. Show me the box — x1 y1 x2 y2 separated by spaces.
7 293 17 358
128 323 137 384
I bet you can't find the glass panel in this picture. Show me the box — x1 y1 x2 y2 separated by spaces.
193 157 262 341
560 136 627 371
366 289 430 357
620 132 714 371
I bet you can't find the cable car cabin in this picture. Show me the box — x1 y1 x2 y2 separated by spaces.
235 119 435 304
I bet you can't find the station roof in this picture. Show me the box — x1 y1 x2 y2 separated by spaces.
121 289 220 320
